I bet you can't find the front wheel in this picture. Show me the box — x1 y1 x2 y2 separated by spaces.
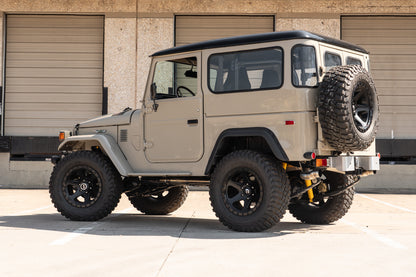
288 171 355 224
49 151 122 221
209 150 290 232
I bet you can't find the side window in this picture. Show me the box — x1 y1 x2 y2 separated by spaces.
152 57 197 99
291 45 318 87
324 52 342 68
208 47 283 93
347 57 362 66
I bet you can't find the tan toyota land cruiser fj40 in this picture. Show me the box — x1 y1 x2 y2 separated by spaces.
50 30 380 232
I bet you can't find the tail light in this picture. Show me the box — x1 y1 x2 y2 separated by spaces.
316 158 328 167
303 152 316 159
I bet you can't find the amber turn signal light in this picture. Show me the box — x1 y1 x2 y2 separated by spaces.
316 158 328 167
59 130 71 142
59 132 65 141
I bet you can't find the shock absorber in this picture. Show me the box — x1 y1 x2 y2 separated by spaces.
300 170 320 203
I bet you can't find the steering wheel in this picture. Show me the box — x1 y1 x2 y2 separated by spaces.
176 86 195 97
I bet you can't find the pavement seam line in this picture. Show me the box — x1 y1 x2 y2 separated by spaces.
156 212 195 277
49 207 134 246
340 219 407 250
50 223 98 246
356 194 416 214
9 205 53 216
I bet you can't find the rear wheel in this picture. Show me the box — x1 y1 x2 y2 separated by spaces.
210 150 290 232
128 186 189 215
288 171 355 224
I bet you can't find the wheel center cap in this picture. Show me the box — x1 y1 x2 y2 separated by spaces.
79 183 88 191
244 187 252 195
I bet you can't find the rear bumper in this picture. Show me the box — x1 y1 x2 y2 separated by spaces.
328 155 380 172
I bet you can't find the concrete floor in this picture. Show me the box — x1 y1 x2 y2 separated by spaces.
0 189 415 277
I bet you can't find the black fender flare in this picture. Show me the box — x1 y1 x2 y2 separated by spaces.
204 127 288 175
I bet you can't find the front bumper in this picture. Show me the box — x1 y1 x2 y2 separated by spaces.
328 155 380 172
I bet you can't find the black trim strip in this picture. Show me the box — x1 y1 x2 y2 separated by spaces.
102 87 108 115
291 44 319 88
204 127 289 175
153 30 368 57
207 46 284 94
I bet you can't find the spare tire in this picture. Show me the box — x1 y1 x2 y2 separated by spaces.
319 65 379 152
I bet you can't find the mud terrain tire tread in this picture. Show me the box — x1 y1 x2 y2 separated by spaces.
128 186 189 215
319 65 379 152
210 150 290 232
288 172 355 224
49 151 122 221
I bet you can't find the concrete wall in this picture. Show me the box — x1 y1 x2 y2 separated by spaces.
104 17 137 114
0 153 53 188
357 165 416 193
136 17 174 102
0 0 416 187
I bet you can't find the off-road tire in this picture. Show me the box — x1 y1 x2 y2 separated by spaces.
49 151 122 221
319 65 379 152
128 186 189 215
288 171 355 224
210 150 290 232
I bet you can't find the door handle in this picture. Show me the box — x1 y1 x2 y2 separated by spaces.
187 119 198 125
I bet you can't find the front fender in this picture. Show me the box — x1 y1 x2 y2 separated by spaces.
59 134 133 176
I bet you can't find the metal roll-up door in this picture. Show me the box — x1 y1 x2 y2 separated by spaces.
342 16 416 140
175 16 274 46
4 15 104 136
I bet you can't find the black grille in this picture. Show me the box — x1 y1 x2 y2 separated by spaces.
120 129 128 142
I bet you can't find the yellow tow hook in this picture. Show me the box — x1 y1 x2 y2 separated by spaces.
305 179 314 203
282 162 288 171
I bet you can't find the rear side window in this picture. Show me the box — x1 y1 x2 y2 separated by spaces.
347 57 362 66
208 47 283 93
292 45 318 87
324 52 341 68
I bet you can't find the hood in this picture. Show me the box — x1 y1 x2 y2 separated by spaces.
78 109 136 128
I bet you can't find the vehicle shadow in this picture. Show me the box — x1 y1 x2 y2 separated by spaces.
0 212 325 240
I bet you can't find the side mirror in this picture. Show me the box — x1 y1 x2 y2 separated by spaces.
150 83 158 112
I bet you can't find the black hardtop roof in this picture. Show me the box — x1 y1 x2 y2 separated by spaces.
151 30 368 57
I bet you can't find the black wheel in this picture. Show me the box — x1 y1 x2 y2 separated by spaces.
288 171 355 224
319 65 379 152
210 150 290 232
127 185 189 215
49 151 122 221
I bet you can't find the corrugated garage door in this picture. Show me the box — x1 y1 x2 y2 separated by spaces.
4 15 103 136
342 16 416 140
175 16 274 46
